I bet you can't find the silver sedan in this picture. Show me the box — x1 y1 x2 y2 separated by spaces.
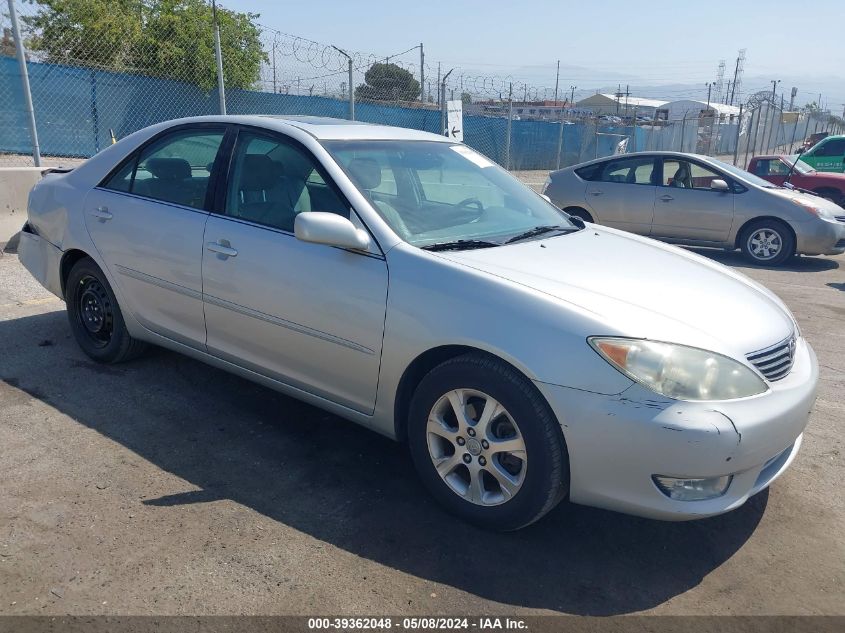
19 117 818 530
543 151 845 266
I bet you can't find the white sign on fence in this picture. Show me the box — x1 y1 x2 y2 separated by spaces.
446 100 463 142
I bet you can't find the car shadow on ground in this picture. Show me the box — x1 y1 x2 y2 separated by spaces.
684 247 840 272
0 310 768 615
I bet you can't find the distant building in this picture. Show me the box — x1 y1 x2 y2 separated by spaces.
663 100 742 123
575 93 669 118
467 100 591 120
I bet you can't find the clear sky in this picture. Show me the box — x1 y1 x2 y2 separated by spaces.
220 0 845 109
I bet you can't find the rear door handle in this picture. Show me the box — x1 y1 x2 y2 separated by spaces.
659 194 674 202
206 241 238 258
588 190 604 196
89 206 113 221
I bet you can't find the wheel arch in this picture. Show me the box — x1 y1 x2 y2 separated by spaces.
392 345 549 442
59 248 94 298
734 215 796 250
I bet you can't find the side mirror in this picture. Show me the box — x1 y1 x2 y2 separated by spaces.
711 179 730 192
294 212 371 251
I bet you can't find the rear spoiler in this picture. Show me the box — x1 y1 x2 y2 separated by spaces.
40 167 74 175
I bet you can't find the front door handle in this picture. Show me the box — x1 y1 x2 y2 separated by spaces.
206 240 238 258
588 190 604 196
659 194 675 202
89 206 113 221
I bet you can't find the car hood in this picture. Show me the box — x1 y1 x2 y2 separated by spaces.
767 186 843 213
436 226 796 358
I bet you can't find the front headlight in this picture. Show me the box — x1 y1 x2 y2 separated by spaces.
790 197 835 220
588 337 768 401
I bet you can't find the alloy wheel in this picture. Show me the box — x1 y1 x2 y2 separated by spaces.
426 388 527 506
747 228 783 261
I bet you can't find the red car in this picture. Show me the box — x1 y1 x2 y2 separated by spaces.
748 154 845 207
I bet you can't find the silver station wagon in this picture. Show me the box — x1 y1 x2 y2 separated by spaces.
543 151 845 266
19 116 818 530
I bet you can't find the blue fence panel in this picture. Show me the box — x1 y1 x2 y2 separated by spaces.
2 57 651 170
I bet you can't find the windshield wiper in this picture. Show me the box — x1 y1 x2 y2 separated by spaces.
504 224 578 244
421 239 501 252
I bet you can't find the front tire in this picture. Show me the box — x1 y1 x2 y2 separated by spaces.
65 258 147 363
408 353 568 531
739 219 794 266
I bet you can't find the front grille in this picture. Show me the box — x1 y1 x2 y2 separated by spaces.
835 215 845 223
746 334 797 382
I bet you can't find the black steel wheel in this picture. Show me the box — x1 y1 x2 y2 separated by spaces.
65 257 147 363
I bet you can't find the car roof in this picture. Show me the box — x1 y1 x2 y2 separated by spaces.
155 114 452 142
562 151 725 169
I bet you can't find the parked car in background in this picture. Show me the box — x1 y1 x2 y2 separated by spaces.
749 154 845 207
799 131 828 153
799 134 845 173
18 116 819 529
543 151 845 266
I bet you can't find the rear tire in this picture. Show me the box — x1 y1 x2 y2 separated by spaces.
408 353 569 531
65 258 147 363
739 219 794 266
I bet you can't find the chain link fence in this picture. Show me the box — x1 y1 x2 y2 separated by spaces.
2 1 844 175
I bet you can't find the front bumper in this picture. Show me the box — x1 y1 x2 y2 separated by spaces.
795 217 845 255
535 338 818 520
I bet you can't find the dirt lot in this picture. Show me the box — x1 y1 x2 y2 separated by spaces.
0 247 843 616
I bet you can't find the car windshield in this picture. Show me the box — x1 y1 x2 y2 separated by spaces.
785 155 815 174
322 140 577 248
708 157 778 188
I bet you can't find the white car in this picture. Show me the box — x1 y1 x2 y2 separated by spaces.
19 116 818 530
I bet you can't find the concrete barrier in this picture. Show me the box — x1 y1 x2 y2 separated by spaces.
0 167 43 249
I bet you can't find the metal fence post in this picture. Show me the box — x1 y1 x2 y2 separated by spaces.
7 0 41 166
744 107 757 167
348 57 355 120
630 107 637 152
733 104 743 165
212 0 227 114
90 70 100 153
504 83 513 169
555 108 565 169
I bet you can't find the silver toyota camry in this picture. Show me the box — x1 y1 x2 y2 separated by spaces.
19 116 819 530
543 151 845 266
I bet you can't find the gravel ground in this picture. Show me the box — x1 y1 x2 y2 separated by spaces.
0 247 843 616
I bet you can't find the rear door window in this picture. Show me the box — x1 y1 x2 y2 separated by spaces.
102 128 225 210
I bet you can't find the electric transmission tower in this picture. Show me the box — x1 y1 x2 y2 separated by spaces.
729 49 746 105
715 60 726 105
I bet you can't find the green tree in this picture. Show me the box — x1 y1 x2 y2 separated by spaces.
460 91 472 105
23 0 266 91
355 62 420 102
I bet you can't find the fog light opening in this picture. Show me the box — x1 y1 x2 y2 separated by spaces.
652 474 733 501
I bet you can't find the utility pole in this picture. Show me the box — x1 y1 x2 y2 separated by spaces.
436 62 441 107
788 86 797 111
570 85 576 105
706 82 713 110
6 0 40 165
211 0 226 114
331 45 355 120
554 60 560 104
419 43 425 102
